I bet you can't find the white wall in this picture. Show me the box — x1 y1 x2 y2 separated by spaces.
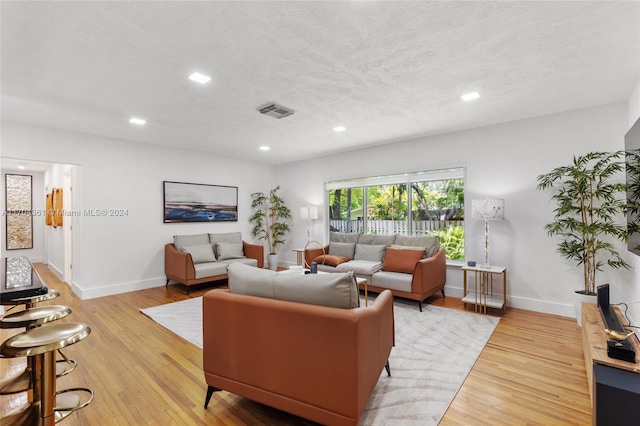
627 78 640 325
275 102 630 317
0 170 45 263
1 122 275 299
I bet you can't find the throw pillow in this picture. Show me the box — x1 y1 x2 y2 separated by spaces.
312 254 350 267
390 244 427 258
217 242 245 260
180 244 216 264
173 233 209 251
354 244 386 262
382 247 424 274
328 242 356 259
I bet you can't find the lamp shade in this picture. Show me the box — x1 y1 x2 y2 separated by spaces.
472 198 504 220
300 205 318 220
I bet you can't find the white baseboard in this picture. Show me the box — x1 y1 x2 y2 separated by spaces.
73 277 167 300
443 284 575 318
47 262 64 281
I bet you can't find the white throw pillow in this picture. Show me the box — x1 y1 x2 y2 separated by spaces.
328 242 356 259
180 244 216 264
354 244 386 262
217 242 245 260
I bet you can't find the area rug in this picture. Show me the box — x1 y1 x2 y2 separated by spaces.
141 296 499 425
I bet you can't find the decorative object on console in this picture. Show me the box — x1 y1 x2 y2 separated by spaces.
471 198 504 267
249 186 292 270
163 181 238 223
300 205 318 242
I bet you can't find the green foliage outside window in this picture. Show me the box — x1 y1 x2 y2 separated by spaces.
428 225 465 261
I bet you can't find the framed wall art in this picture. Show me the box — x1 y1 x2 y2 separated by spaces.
5 174 33 250
163 181 238 223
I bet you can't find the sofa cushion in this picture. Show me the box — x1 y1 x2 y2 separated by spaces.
393 235 440 257
382 247 424 273
228 263 277 298
329 232 360 243
209 232 243 257
220 257 258 268
335 260 382 276
217 242 245 260
357 234 396 246
328 242 356 259
227 263 358 309
354 244 386 262
181 244 217 264
274 272 359 309
312 254 350 267
194 262 228 279
371 270 412 293
173 233 209 251
389 245 427 258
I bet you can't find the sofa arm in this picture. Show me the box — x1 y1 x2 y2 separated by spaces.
411 247 446 294
243 241 264 268
164 243 196 281
304 244 329 267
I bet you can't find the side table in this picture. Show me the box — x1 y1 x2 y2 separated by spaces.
462 264 507 314
292 249 305 266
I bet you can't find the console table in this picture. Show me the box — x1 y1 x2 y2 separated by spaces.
582 303 640 425
461 264 507 314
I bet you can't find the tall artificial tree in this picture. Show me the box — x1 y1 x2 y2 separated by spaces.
249 186 292 255
536 151 630 295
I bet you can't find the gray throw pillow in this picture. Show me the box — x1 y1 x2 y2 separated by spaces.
329 242 356 259
173 234 209 251
354 244 386 262
180 244 216 264
217 242 245 260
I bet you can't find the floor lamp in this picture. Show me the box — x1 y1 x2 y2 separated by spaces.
471 198 505 267
300 205 318 242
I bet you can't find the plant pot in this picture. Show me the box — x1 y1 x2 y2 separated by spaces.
267 253 279 271
573 290 596 326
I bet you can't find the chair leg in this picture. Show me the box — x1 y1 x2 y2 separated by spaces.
204 385 221 408
165 279 170 287
441 289 445 298
385 360 391 377
418 300 423 312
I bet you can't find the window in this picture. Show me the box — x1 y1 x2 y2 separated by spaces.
326 168 465 260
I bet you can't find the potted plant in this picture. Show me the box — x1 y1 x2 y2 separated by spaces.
249 186 292 270
536 151 630 324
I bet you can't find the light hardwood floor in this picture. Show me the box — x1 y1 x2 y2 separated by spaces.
1 264 591 425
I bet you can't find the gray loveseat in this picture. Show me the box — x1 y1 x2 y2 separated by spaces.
305 232 446 310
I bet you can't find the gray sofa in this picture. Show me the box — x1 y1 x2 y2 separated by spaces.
305 232 446 310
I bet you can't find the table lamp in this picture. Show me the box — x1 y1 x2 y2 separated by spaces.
300 205 318 242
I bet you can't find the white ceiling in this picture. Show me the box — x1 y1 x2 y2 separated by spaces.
1 1 639 167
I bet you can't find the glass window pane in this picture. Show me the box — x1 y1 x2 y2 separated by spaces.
328 187 363 233
366 184 408 235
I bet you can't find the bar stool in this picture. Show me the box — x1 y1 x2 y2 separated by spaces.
0 322 93 426
0 289 61 310
1 305 74 395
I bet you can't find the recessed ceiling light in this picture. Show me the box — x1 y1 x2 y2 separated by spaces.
461 92 480 101
17 163 26 170
188 72 211 84
259 146 271 151
129 117 146 125
333 126 346 132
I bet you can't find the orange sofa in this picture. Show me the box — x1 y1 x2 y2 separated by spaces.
203 265 395 426
305 233 446 311
164 232 264 293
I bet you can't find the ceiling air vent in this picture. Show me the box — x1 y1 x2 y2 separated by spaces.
257 102 295 119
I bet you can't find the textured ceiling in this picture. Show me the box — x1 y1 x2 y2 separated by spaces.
1 1 639 167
